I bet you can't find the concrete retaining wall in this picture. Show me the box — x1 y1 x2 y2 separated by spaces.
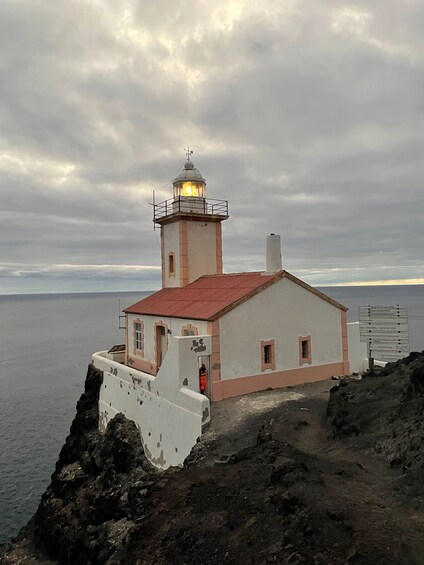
93 334 211 470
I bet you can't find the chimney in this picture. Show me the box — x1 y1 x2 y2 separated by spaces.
266 234 282 273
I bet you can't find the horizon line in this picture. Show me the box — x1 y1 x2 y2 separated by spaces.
1 278 424 296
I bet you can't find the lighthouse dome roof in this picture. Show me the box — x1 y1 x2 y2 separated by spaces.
173 160 205 184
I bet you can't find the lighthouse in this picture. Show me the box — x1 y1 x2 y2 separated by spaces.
153 150 229 288
94 151 352 469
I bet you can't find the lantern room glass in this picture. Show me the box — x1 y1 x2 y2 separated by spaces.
173 181 205 199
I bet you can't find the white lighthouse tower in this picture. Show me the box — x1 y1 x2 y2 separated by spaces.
153 150 229 288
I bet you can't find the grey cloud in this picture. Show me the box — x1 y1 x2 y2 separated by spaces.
1 0 423 293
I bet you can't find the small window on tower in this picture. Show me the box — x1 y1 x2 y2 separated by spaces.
168 253 175 277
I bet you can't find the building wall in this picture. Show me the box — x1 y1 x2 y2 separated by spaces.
215 277 346 399
347 321 368 372
161 221 180 288
186 221 219 283
94 334 211 470
126 313 208 375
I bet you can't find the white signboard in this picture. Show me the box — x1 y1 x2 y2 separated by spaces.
358 305 410 362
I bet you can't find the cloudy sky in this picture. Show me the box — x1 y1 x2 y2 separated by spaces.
1 0 423 294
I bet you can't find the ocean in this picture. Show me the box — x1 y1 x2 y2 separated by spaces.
1 286 423 545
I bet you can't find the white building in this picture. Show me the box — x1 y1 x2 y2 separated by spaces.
123 155 349 401
93 154 351 468
124 270 349 402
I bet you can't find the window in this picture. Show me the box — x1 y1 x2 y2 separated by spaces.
168 253 175 277
182 323 198 336
135 322 143 351
173 181 205 198
264 344 272 364
261 340 275 371
299 335 312 365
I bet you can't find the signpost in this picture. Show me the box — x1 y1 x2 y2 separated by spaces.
358 305 409 368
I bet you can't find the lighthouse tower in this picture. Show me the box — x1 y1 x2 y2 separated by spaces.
153 152 229 288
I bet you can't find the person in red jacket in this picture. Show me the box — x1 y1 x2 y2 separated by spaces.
199 364 207 395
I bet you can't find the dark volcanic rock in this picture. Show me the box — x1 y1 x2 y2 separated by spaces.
328 351 424 506
33 399 156 562
3 357 424 564
1 364 157 565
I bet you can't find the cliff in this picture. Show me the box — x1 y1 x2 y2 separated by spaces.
2 355 424 564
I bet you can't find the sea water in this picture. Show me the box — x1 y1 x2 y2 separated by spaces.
0 286 423 544
0 291 146 544
321 285 424 352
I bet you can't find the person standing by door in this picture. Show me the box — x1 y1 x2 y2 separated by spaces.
199 364 207 395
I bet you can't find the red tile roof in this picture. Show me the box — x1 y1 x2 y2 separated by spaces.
124 271 347 321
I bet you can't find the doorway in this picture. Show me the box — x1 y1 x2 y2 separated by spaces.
156 325 167 370
198 355 211 399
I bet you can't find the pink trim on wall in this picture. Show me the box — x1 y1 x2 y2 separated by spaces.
181 323 198 336
216 222 223 274
124 314 129 366
133 318 145 357
260 339 276 371
160 227 165 289
126 356 155 375
153 321 169 375
168 252 176 277
212 362 345 401
179 221 189 286
208 320 222 401
212 380 224 401
341 311 350 375
299 335 312 365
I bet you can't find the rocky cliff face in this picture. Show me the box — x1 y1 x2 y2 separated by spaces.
1 365 159 564
327 351 424 507
34 365 158 564
2 357 424 564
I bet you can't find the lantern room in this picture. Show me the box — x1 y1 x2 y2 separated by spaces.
153 151 228 224
172 159 206 199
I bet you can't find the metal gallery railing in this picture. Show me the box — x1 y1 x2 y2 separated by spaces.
153 197 229 222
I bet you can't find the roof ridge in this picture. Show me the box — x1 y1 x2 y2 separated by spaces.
199 271 265 278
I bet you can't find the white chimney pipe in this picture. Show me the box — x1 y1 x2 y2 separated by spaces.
266 234 282 273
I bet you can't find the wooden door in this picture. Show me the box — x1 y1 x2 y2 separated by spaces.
156 325 166 370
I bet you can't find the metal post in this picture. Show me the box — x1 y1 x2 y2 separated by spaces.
368 341 374 373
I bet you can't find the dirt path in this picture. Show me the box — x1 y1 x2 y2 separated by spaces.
140 381 424 565
277 389 424 563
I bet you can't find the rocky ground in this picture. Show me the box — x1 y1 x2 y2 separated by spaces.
2 353 424 564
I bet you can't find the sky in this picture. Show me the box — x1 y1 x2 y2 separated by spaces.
1 0 423 294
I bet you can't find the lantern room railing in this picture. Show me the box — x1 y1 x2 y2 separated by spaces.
153 196 229 223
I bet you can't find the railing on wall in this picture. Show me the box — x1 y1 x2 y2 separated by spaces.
153 197 229 222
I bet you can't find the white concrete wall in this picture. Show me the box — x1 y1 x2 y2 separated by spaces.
94 334 211 470
127 313 208 370
187 221 217 283
347 322 368 373
219 277 343 380
162 221 180 288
